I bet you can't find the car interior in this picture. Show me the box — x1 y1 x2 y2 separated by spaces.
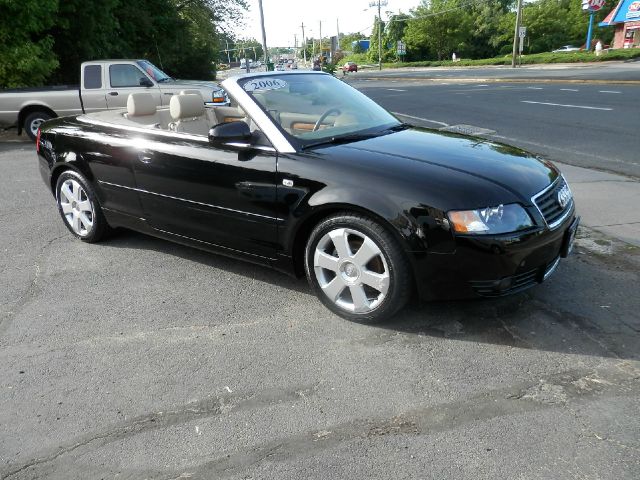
88 91 251 137
86 86 364 143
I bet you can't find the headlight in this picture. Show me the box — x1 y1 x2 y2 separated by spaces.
212 89 226 104
448 203 533 235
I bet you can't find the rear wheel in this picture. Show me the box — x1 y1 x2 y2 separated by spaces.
55 170 110 242
304 213 412 323
24 111 52 141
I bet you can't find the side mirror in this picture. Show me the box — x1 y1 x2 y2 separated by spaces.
208 121 252 149
139 77 153 87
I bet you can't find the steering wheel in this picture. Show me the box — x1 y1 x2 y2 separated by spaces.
313 108 341 131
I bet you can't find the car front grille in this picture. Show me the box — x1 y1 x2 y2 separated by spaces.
469 268 538 298
533 176 573 228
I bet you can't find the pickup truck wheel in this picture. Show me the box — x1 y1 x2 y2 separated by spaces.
24 111 52 141
55 170 110 243
304 213 412 323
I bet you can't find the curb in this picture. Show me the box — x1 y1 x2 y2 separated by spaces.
348 76 640 85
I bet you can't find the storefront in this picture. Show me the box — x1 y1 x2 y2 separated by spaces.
600 0 640 48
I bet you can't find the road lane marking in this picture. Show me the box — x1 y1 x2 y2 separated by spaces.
527 87 543 90
521 100 612 111
599 90 621 94
476 84 489 87
392 112 449 127
560 88 579 92
386 88 407 92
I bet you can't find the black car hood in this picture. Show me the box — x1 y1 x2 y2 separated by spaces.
326 128 558 209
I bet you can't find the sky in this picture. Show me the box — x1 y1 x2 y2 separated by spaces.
239 0 422 48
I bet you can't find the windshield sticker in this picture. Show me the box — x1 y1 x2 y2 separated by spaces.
244 78 287 92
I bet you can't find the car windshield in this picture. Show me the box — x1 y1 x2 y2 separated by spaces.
238 74 401 148
137 60 172 83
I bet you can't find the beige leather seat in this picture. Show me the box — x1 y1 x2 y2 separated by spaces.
169 94 209 136
125 93 162 127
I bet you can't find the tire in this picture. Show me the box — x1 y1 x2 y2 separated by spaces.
24 111 52 141
55 170 110 243
304 212 412 323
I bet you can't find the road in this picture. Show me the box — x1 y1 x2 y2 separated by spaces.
1 143 640 478
349 79 640 178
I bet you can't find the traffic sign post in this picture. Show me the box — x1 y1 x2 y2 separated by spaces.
397 40 406 61
518 27 526 62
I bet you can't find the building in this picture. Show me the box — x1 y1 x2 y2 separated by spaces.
599 0 640 48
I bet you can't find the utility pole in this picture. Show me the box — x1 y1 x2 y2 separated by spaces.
319 20 322 62
377 1 382 70
336 18 340 50
300 22 307 64
257 0 269 69
368 1 387 71
225 38 231 64
511 0 523 68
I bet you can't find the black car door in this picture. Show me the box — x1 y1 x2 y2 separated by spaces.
131 131 280 261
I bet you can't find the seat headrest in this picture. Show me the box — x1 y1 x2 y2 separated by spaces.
179 89 202 98
170 94 205 120
127 93 157 116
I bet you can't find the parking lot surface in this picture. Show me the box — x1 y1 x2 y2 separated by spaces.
1 144 639 479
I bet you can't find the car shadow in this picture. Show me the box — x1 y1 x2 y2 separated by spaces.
100 230 640 361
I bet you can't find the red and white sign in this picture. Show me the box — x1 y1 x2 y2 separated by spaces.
628 1 640 19
582 0 605 11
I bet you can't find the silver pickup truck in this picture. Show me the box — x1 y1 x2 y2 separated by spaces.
0 59 226 140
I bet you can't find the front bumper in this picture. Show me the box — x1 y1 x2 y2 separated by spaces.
413 212 579 300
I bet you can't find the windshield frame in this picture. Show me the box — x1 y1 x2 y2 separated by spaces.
136 60 172 83
235 72 402 151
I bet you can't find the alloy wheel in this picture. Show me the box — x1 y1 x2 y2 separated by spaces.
58 179 94 236
29 118 46 138
313 228 390 314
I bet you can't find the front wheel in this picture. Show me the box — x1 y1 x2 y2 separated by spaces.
55 170 110 242
304 213 412 323
24 111 52 141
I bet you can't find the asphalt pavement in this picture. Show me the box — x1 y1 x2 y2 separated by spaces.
1 140 640 478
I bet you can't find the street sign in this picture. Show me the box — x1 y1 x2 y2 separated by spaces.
519 27 527 38
397 40 406 55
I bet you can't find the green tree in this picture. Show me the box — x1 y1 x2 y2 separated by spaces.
239 38 264 61
339 32 366 52
0 0 59 88
467 0 514 58
369 16 394 63
404 0 472 60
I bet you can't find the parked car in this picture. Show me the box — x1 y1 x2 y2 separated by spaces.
0 59 226 140
343 62 358 72
36 71 578 322
552 45 580 53
275 63 286 71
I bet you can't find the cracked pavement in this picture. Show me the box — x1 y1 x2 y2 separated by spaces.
1 144 639 479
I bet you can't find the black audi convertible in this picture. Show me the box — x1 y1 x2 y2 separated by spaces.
36 71 578 322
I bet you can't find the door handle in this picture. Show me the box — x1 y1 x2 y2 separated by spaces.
108 91 119 96
164 92 173 96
